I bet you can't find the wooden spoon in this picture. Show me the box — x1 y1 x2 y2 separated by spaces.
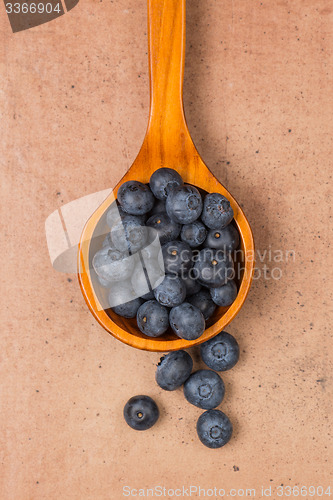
78 0 255 351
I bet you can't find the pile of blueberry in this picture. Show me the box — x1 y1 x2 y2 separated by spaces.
92 168 240 340
124 331 239 448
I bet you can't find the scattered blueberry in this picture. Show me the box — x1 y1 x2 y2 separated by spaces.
201 193 234 229
181 221 207 248
123 395 159 430
183 370 225 409
200 331 239 371
166 185 203 224
149 168 183 200
118 181 154 215
156 350 193 390
111 215 148 254
193 248 234 288
162 240 192 276
146 213 181 245
182 273 202 296
187 288 216 321
196 409 233 448
92 246 134 282
137 300 169 337
169 303 205 340
154 275 186 307
210 280 238 307
204 224 240 252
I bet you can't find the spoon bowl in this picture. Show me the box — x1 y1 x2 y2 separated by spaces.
78 0 255 351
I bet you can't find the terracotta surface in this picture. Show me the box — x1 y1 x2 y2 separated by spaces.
1 0 332 498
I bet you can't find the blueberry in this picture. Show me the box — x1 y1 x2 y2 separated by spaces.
131 260 162 300
149 168 184 200
137 300 169 337
112 297 143 318
106 202 127 228
210 280 238 307
153 275 186 307
118 180 154 215
146 213 181 245
181 221 207 248
193 248 234 288
204 224 240 252
182 273 202 296
169 303 205 340
161 240 192 276
200 331 239 371
97 275 113 288
108 281 143 317
123 395 159 431
156 351 193 390
187 288 216 321
148 198 166 216
92 247 134 282
201 193 234 229
111 215 148 254
108 279 136 305
197 409 233 448
166 185 203 224
102 232 116 249
183 370 225 409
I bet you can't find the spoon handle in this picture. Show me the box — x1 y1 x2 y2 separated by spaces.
146 0 189 142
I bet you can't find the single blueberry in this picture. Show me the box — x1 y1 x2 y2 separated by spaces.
106 202 127 228
146 213 181 245
102 232 116 249
123 395 159 431
204 224 240 252
197 409 233 448
111 215 148 254
200 331 239 371
187 288 216 321
210 280 238 307
108 279 138 305
112 297 143 318
154 275 186 307
166 184 203 224
149 168 184 200
201 193 234 229
193 248 234 288
97 275 113 288
156 350 193 390
182 273 202 297
137 300 169 337
181 221 207 248
118 180 154 215
131 260 162 300
161 240 193 276
183 370 225 409
108 281 142 318
92 247 134 282
169 303 205 340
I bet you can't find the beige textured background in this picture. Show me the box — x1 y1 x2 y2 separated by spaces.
1 0 332 499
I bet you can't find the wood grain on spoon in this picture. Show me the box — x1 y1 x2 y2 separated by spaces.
78 0 255 351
